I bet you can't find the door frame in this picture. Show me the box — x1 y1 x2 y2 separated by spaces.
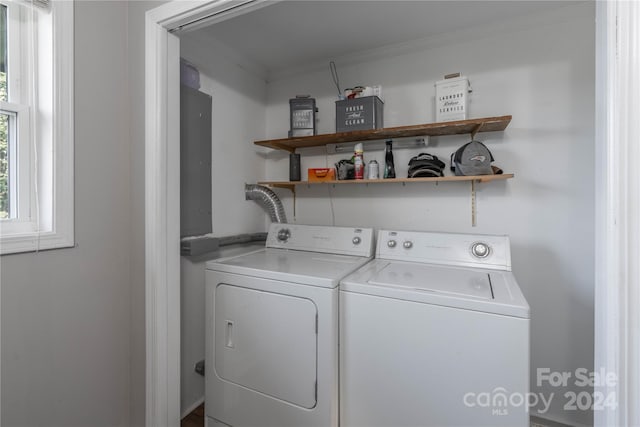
594 1 640 426
144 2 272 425
144 1 636 426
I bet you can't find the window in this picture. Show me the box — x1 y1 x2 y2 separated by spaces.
0 0 74 255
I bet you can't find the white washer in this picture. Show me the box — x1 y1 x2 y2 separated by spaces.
340 229 530 427
205 223 375 427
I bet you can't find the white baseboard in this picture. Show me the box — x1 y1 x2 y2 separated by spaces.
181 396 205 420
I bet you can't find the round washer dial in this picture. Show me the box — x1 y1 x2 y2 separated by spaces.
277 228 291 242
471 242 491 258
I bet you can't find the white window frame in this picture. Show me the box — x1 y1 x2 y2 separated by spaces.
0 102 31 224
0 1 33 225
0 0 74 255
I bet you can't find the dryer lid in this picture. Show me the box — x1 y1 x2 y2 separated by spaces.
368 263 493 300
207 248 372 288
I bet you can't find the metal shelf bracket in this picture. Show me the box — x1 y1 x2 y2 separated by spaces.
470 121 486 140
471 180 477 227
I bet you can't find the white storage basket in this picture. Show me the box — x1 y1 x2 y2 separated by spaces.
435 74 471 122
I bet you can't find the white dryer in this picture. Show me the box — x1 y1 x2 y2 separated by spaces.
205 223 374 427
340 229 530 427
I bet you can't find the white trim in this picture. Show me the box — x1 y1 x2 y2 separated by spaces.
151 0 271 34
0 102 31 222
166 31 181 425
5 0 24 103
594 1 640 426
144 2 273 426
1 1 34 224
145 10 182 427
18 0 50 12
52 0 75 250
145 16 171 426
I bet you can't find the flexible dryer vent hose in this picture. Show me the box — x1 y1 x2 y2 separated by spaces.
245 184 287 224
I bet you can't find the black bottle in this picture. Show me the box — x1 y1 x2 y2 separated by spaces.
384 140 396 179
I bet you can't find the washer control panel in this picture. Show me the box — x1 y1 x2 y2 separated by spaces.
267 223 375 257
377 230 511 271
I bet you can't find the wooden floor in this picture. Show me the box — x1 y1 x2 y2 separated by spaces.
182 402 557 427
181 403 204 427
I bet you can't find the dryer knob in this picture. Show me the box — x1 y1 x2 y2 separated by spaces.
352 236 361 245
403 241 413 249
277 228 291 242
387 240 397 248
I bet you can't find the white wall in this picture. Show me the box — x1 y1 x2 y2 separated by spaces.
264 4 595 426
178 34 269 415
1 2 132 425
179 242 264 417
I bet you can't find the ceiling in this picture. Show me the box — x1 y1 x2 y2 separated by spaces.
187 0 579 79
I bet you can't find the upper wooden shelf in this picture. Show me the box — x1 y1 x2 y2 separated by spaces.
254 115 512 152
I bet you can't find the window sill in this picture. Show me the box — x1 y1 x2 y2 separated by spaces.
0 229 74 255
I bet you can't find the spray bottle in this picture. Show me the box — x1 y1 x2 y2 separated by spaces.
384 140 396 179
354 143 364 179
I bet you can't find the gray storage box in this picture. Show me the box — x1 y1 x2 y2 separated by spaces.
335 96 384 133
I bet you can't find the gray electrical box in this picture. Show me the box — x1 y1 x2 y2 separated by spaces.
180 85 212 238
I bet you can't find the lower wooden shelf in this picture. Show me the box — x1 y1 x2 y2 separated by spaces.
258 174 514 192
257 173 513 227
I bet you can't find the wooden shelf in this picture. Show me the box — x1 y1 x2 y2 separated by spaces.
254 115 513 226
254 115 512 152
259 174 514 192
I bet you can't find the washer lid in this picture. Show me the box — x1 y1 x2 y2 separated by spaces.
341 260 529 318
369 263 493 300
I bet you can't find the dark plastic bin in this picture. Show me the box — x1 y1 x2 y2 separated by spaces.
335 96 384 133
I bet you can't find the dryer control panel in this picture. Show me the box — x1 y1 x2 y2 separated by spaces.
377 229 511 271
267 224 375 257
